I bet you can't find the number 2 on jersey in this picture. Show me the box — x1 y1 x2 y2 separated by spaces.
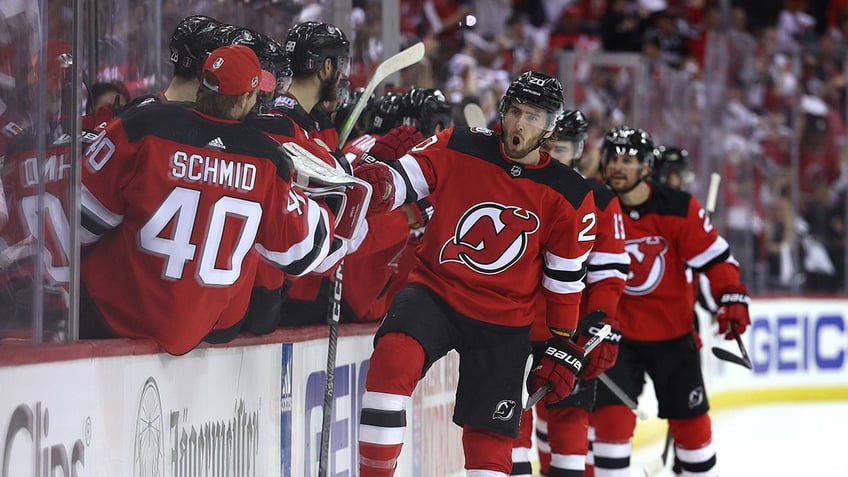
138 187 262 286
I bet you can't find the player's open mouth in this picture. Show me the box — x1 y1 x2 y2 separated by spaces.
512 136 521 146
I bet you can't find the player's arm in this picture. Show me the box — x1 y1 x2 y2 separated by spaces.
543 190 597 337
582 195 630 317
679 196 750 339
354 128 442 215
80 119 138 244
255 181 337 278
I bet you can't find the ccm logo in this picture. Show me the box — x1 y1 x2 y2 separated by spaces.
544 347 582 372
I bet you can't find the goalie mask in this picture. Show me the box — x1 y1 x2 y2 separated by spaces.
169 15 221 78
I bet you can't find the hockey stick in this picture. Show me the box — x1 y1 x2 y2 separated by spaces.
711 322 752 369
642 426 674 476
703 172 753 370
525 324 611 410
462 103 487 128
337 42 426 149
318 262 343 477
597 373 650 421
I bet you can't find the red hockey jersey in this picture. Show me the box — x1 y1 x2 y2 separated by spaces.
386 127 596 331
80 102 335 354
529 180 630 341
618 183 741 341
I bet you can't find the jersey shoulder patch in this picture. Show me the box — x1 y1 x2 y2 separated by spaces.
445 126 501 161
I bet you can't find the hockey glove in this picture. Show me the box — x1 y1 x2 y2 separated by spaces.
527 337 586 405
575 318 622 380
369 125 424 161
716 284 751 340
404 198 434 229
354 161 395 215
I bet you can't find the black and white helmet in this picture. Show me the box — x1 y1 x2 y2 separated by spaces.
169 15 221 77
283 21 350 78
400 87 453 136
651 145 690 185
498 71 565 131
601 126 655 167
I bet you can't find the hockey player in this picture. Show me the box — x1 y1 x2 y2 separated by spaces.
147 15 221 104
651 145 691 191
591 126 751 476
268 21 368 325
354 71 597 476
511 109 628 477
338 87 453 322
77 45 338 355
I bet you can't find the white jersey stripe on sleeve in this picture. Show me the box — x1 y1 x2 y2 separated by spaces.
397 153 430 200
687 236 736 269
542 275 586 294
81 185 123 229
545 248 592 272
587 268 628 284
256 202 331 275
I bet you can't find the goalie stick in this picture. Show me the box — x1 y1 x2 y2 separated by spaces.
525 324 611 410
703 172 753 370
337 42 426 149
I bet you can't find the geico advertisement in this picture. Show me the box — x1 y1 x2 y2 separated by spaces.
707 298 848 391
0 345 280 476
290 337 465 477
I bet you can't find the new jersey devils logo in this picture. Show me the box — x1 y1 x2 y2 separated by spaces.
624 236 669 295
492 400 516 421
440 202 539 274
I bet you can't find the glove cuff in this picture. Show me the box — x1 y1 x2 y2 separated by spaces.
718 284 750 307
543 338 585 375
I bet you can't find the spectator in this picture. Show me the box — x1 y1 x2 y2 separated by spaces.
77 45 338 355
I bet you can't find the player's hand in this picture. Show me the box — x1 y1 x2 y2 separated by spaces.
527 337 586 404
575 318 622 379
716 284 750 340
369 125 423 161
404 198 434 229
354 161 395 215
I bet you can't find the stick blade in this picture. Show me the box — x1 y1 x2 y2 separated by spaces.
463 103 487 128
711 346 752 369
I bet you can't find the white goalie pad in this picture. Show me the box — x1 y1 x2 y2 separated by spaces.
280 141 372 242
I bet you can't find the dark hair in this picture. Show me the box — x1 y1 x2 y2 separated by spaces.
195 74 240 119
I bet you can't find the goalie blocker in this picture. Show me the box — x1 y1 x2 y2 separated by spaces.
280 142 372 243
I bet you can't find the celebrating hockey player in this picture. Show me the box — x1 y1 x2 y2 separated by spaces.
512 110 629 477
590 126 751 476
354 71 597 476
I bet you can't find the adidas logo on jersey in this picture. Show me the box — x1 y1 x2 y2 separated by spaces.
206 137 226 150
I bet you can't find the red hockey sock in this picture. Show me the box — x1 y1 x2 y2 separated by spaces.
360 442 402 477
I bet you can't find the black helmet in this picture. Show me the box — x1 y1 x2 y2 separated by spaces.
283 21 350 77
370 92 404 135
498 71 565 131
554 109 589 142
400 87 453 136
334 87 375 135
549 109 590 166
651 145 690 185
601 126 654 167
169 15 221 77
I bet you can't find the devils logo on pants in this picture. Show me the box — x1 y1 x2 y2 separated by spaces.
440 202 539 275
